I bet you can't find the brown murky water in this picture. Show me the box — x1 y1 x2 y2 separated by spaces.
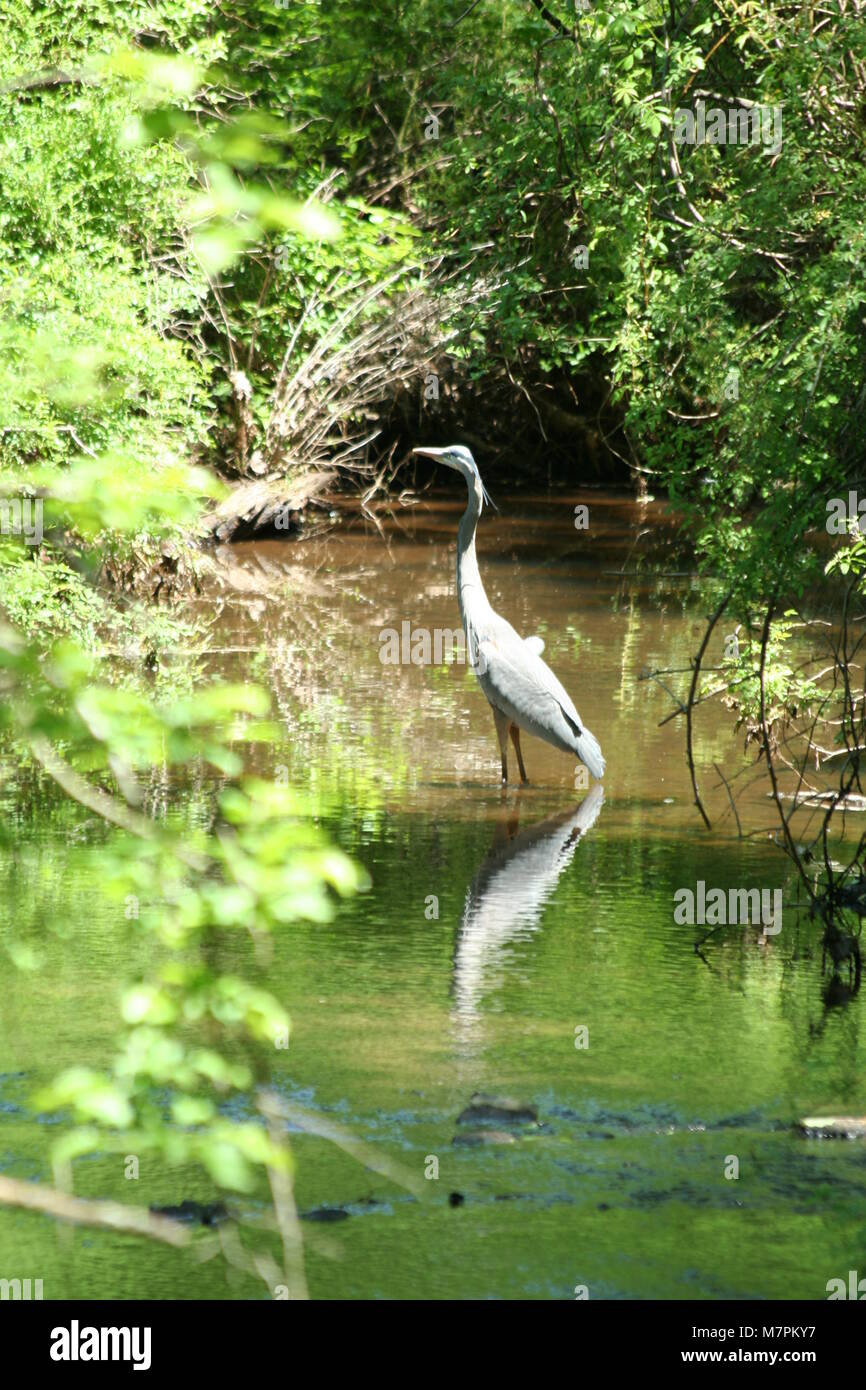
204 488 781 834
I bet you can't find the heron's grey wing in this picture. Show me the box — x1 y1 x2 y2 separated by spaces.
476 626 586 749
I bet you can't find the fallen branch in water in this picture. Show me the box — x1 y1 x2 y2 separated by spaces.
0 1175 190 1247
772 790 866 810
266 1093 424 1198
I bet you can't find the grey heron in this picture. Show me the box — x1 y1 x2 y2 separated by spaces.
412 444 605 785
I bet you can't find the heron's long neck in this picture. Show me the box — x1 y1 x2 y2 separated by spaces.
457 483 491 629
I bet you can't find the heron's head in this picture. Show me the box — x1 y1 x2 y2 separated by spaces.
411 444 495 509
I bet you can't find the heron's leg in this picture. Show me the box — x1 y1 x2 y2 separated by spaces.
492 707 510 784
509 723 529 784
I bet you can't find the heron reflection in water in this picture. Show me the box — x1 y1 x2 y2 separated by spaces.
452 786 605 1044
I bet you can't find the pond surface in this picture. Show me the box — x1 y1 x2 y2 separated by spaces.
1 489 865 1299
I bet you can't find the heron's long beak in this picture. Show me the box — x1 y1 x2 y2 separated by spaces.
412 446 458 469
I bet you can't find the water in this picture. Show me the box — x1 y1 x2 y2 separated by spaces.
1 490 864 1299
